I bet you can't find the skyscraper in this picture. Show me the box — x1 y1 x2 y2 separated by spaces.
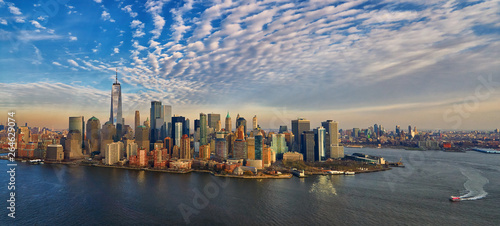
85 116 100 155
135 125 149 152
134 111 140 131
253 115 258 130
292 118 310 152
110 69 123 135
301 131 315 162
236 116 247 136
315 127 326 161
279 125 288 133
180 134 191 160
69 116 85 149
171 116 186 146
200 113 207 146
255 131 263 160
208 113 220 130
330 121 344 159
225 112 231 132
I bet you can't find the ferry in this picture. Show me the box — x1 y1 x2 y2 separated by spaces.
29 159 44 165
292 169 307 178
449 196 462 202
344 171 355 175
327 170 344 175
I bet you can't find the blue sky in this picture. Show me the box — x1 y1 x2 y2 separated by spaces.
1 0 500 130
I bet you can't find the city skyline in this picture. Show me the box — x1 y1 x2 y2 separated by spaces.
1 0 500 130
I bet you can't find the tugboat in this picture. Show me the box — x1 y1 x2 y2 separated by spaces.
449 196 462 202
292 169 307 178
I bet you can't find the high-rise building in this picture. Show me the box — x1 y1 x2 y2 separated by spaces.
330 121 344 159
225 112 231 132
374 124 379 137
194 119 200 132
236 116 247 136
171 116 186 146
199 144 210 160
247 137 255 160
314 127 326 161
69 116 85 148
100 122 115 156
353 128 360 138
135 111 140 131
46 144 64 161
104 141 123 165
279 125 288 133
85 116 100 155
292 118 310 152
208 113 221 130
184 118 190 136
150 101 172 143
135 125 149 152
199 113 207 146
215 137 227 160
110 70 124 137
174 122 183 147
255 131 263 160
396 125 401 136
180 134 191 159
301 131 315 162
126 142 138 160
252 115 258 130
65 130 83 160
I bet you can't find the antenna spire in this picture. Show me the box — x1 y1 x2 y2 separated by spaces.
115 68 118 83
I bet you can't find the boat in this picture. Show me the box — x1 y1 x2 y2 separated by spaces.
344 171 355 175
327 170 344 175
449 196 462 202
292 169 307 178
29 159 44 165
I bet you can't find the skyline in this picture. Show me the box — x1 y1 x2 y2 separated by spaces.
1 0 500 130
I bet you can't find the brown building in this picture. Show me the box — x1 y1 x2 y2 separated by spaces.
46 144 64 161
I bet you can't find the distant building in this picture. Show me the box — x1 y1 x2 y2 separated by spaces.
236 116 247 136
255 132 263 160
199 144 210 160
199 113 207 146
85 116 100 155
215 137 227 160
283 152 303 161
135 125 149 152
180 134 191 159
69 116 85 148
262 146 272 167
252 115 258 130
301 131 315 162
135 111 140 131
208 113 220 131
110 70 124 139
46 144 64 161
314 127 326 161
292 118 310 152
247 137 255 160
126 142 138 160
279 125 288 133
225 112 232 132
233 140 247 159
65 130 83 160
104 142 123 165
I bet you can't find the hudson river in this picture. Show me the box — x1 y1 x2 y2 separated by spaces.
1 148 499 225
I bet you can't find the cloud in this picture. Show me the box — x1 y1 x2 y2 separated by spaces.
8 4 22 15
52 61 62 66
15 17 25 23
69 36 77 41
151 15 165 39
30 20 46 29
114 47 119 54
101 11 115 22
94 0 102 3
0 19 6 25
130 20 146 37
121 5 138 17
67 59 79 67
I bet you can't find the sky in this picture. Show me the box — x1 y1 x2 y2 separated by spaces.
1 0 500 131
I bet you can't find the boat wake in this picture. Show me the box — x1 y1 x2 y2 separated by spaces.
456 168 489 201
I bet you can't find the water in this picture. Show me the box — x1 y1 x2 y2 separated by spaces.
1 148 499 225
